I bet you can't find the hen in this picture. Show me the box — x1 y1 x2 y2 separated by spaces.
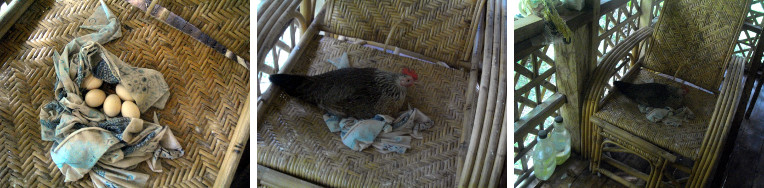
614 81 688 109
269 67 418 119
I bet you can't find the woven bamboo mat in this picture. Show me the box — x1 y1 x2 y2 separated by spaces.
0 0 249 187
322 0 476 65
593 69 717 159
258 35 469 187
642 0 748 91
154 0 250 60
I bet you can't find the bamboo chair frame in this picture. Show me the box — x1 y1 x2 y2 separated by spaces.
581 1 749 187
255 0 506 187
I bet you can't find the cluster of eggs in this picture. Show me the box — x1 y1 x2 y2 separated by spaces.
82 75 140 118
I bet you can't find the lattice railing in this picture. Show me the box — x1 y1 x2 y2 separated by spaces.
734 0 764 64
513 44 564 187
595 0 650 96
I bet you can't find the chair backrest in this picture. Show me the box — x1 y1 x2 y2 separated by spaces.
642 0 750 92
320 0 478 64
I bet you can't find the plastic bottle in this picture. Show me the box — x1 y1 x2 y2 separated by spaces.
532 130 556 181
551 116 571 165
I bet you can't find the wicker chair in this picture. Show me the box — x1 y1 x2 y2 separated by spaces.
0 0 249 187
256 0 486 187
581 0 750 187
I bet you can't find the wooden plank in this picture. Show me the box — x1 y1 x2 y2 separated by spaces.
514 93 567 138
257 165 322 188
600 0 630 16
515 15 544 44
751 94 764 188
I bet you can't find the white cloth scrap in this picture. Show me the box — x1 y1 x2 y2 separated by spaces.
39 1 182 187
638 104 695 127
323 108 434 154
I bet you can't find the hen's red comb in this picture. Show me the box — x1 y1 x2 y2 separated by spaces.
402 68 418 81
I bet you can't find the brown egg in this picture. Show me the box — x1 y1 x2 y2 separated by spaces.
84 89 106 107
103 94 122 117
115 84 134 101
82 75 103 90
121 101 140 118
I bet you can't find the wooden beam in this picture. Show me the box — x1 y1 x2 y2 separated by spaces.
514 93 567 138
514 10 593 60
514 15 543 44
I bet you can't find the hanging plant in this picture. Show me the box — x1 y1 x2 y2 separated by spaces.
519 0 573 45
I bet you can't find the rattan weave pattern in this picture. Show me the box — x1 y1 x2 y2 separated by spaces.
257 35 468 187
156 0 250 59
0 0 249 187
643 0 749 91
593 69 717 160
322 0 476 64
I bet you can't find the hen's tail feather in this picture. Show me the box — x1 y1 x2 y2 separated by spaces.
269 74 312 98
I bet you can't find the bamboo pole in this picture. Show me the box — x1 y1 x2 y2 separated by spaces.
145 0 159 16
458 0 495 186
584 0 602 161
0 0 34 40
213 93 250 187
257 0 275 18
455 0 487 183
257 0 288 35
258 165 322 188
488 117 508 188
478 1 506 186
461 0 488 62
257 0 301 59
468 0 502 186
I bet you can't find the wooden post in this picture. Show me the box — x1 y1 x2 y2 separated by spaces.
554 23 592 154
635 0 655 61
298 0 313 37
581 0 601 161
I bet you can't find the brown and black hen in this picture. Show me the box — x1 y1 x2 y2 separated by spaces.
269 67 418 119
614 81 688 109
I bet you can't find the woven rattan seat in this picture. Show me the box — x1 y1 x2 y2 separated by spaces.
258 35 468 187
255 0 484 186
591 69 717 160
0 1 249 187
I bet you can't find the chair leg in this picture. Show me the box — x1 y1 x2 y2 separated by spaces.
647 159 667 188
746 77 764 119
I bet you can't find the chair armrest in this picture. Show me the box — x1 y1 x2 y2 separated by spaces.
256 0 305 64
581 26 653 158
688 55 745 187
